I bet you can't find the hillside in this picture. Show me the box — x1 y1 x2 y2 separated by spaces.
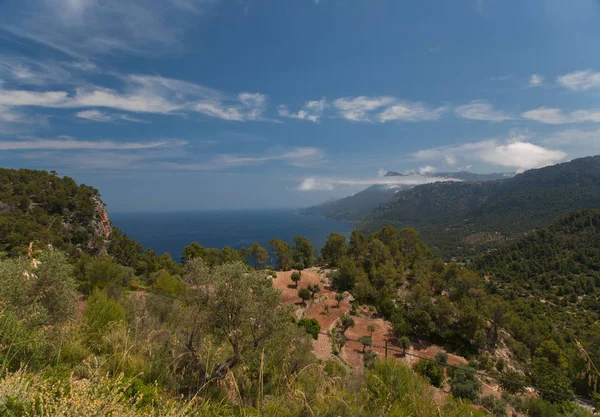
474 209 600 296
471 210 600 400
0 168 598 416
303 183 401 221
0 168 111 257
361 156 600 258
304 171 510 222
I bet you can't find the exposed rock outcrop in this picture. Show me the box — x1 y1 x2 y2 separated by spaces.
86 197 112 253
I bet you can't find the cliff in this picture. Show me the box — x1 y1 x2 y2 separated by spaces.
0 168 111 256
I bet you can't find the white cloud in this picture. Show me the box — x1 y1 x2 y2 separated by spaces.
445 154 457 165
529 74 544 87
76 109 113 122
0 137 185 150
297 173 461 191
0 90 68 107
379 102 447 122
332 96 445 123
412 135 566 172
219 147 324 167
455 100 512 121
377 168 388 177
298 178 334 191
557 70 600 91
332 96 395 122
538 128 600 160
418 165 437 175
0 57 85 86
278 99 327 123
157 147 324 172
0 0 220 58
0 106 25 123
522 107 600 124
477 141 565 172
0 73 269 121
75 109 146 123
72 87 181 113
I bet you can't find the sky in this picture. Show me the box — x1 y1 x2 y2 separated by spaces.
1 0 600 212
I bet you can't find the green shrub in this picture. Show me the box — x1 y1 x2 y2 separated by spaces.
124 377 159 407
363 350 378 369
298 288 311 304
498 369 526 395
291 271 301 287
0 309 46 371
153 270 186 296
435 351 448 365
512 396 560 417
83 290 126 352
414 359 444 387
449 367 481 401
479 394 507 417
297 318 321 340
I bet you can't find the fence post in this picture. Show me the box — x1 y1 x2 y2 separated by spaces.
385 340 388 360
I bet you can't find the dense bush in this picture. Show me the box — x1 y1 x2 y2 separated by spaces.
413 359 444 388
298 318 321 340
479 395 507 417
449 368 481 402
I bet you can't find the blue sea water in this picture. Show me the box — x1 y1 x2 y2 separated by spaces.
109 209 355 263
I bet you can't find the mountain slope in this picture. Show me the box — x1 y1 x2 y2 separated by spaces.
474 209 600 296
361 156 600 258
303 184 401 221
0 168 111 256
304 171 510 221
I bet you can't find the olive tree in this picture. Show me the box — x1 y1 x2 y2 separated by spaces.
291 271 302 288
177 260 289 391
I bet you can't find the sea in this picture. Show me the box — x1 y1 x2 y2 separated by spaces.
109 209 355 263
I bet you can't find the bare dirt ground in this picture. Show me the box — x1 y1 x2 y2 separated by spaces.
273 268 511 409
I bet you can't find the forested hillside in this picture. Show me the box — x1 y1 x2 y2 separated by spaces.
303 183 400 221
304 171 510 222
362 156 600 258
0 170 488 417
475 209 600 297
0 168 111 257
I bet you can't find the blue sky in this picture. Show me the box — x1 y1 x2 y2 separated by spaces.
1 0 600 211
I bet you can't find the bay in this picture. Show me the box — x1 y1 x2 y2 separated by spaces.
109 209 355 263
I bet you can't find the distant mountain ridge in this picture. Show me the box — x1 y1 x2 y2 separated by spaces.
361 155 600 258
303 170 511 221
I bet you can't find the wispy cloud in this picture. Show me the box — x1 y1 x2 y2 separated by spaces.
522 107 600 124
557 70 600 91
529 73 544 88
0 0 220 58
412 133 566 172
332 96 395 122
0 73 269 121
219 147 323 167
332 96 446 123
418 165 437 175
161 147 325 171
379 102 447 122
278 99 327 123
0 137 185 150
455 100 513 122
75 109 146 123
0 57 78 86
297 173 460 191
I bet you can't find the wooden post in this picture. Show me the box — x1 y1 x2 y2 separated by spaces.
385 340 388 360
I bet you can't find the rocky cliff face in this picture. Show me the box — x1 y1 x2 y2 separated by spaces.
87 197 112 253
